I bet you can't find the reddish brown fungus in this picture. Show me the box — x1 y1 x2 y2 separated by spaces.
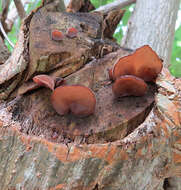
33 75 55 91
108 68 113 81
51 85 96 117
66 27 78 38
112 55 133 81
112 75 148 97
51 30 64 41
112 45 163 82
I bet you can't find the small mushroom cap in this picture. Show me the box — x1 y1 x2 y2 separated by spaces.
112 55 133 80
66 27 78 38
51 85 96 117
133 45 163 81
33 74 55 91
51 30 64 41
112 45 163 81
112 75 148 97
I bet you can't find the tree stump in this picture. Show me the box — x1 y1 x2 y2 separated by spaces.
0 1 180 190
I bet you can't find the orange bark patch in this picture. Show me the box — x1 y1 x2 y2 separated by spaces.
173 150 181 164
106 145 118 163
49 183 65 190
161 123 170 138
41 139 58 153
89 145 111 162
119 149 129 160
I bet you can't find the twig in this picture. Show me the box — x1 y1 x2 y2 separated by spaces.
13 0 26 19
94 0 136 14
0 21 14 48
1 0 11 23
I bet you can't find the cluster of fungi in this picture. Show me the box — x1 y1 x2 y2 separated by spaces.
109 45 163 97
33 43 163 118
51 27 78 41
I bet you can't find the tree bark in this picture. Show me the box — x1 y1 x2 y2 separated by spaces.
122 1 181 189
121 0 180 67
0 1 180 190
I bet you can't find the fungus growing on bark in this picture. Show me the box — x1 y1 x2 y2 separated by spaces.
112 75 148 97
66 27 78 38
33 75 55 91
33 75 96 117
51 85 96 117
108 68 113 81
111 45 163 82
51 30 64 41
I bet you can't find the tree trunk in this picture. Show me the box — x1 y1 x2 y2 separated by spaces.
0 1 180 190
122 1 181 189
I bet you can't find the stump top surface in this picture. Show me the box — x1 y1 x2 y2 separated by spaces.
12 49 155 144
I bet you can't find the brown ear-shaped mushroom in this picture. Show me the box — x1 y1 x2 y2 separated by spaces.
66 27 78 38
112 55 134 81
51 85 96 117
112 45 163 82
33 75 55 91
132 45 163 81
51 30 64 41
112 75 148 97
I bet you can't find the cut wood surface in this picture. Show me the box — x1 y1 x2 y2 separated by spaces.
8 49 155 144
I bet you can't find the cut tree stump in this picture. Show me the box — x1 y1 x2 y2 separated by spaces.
0 1 180 190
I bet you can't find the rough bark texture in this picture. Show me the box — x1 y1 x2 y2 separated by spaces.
0 35 10 64
122 1 181 189
0 70 180 190
121 0 180 67
0 0 180 190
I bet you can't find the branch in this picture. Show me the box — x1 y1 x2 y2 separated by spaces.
94 0 136 14
13 0 26 19
0 21 14 48
1 0 11 23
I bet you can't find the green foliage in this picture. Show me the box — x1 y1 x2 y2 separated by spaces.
91 0 114 8
1 0 42 51
0 0 181 77
170 26 181 77
113 5 132 43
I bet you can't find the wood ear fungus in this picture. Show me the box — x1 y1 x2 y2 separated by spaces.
112 75 148 97
51 30 64 41
51 85 96 117
33 75 55 91
33 75 96 117
66 27 78 38
112 45 163 82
